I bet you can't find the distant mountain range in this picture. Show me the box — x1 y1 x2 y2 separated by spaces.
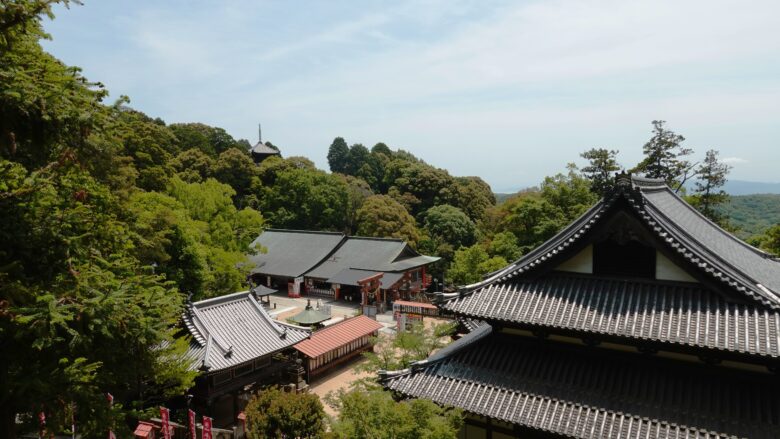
716 180 780 196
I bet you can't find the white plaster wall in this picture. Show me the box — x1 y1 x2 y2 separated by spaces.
656 251 698 282
556 245 593 274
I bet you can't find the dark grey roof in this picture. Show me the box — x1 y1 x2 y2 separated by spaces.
326 268 404 289
183 291 310 372
305 237 438 279
249 229 345 278
384 332 780 439
465 176 780 310
445 274 780 357
251 284 277 296
250 141 280 156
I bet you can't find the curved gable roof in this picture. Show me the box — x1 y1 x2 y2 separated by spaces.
458 176 780 310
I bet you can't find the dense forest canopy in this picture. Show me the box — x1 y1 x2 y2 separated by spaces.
1 2 779 437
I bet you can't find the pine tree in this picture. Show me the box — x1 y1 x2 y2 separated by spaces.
690 149 731 223
633 120 695 192
580 148 621 195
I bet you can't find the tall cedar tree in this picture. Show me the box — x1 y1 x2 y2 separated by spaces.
580 148 621 195
326 137 349 173
633 120 695 192
691 149 731 223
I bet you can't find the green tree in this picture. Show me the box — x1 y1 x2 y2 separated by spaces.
255 157 349 231
423 205 477 250
330 390 462 439
487 231 521 261
327 137 349 173
689 149 731 223
355 195 420 246
244 387 326 439
169 122 244 156
758 224 780 256
170 148 215 183
580 148 621 195
212 147 258 204
451 176 495 222
633 120 695 191
447 245 507 285
1 161 196 437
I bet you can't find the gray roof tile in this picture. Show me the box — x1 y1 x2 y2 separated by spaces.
445 274 780 357
385 332 780 438
249 229 344 278
183 291 310 372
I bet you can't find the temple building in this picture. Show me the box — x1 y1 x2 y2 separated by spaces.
382 175 780 439
249 124 280 164
181 291 310 428
294 315 384 381
249 230 439 305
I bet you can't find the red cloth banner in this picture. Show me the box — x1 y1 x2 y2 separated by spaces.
202 416 213 439
160 407 171 439
188 409 196 439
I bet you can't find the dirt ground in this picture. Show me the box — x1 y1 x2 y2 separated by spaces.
309 357 371 418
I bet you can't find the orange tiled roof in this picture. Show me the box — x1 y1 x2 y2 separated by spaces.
294 315 383 358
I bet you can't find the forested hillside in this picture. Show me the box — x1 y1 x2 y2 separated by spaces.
720 194 780 238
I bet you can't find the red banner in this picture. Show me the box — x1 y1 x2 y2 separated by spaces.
160 407 171 439
188 409 196 439
202 416 213 439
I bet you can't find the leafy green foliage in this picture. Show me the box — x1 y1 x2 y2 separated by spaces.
355 195 421 246
423 204 477 251
244 387 326 439
329 390 462 439
447 245 507 285
169 122 246 156
254 156 349 231
355 322 456 376
718 194 780 238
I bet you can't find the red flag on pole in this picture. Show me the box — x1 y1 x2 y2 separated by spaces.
160 407 171 439
188 409 196 439
202 416 213 439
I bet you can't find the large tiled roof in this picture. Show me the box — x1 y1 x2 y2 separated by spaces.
461 176 780 311
384 330 780 439
249 229 344 278
445 274 780 357
305 237 438 279
294 315 383 359
183 291 310 372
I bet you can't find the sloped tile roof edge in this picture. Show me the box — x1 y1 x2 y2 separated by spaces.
451 176 780 310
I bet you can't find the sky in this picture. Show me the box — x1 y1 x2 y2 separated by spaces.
42 0 780 192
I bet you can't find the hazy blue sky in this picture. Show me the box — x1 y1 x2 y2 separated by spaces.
43 0 780 192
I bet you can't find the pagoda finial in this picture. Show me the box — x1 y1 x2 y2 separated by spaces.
258 123 262 143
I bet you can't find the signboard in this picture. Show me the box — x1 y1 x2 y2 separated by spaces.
160 407 171 439
188 409 196 439
202 416 213 439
